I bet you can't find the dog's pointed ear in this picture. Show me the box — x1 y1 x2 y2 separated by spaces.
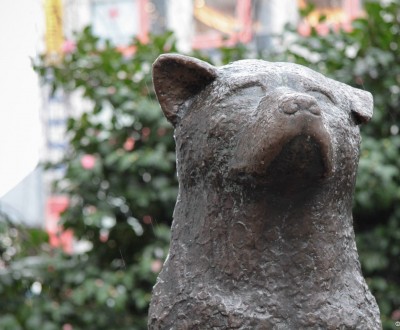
152 54 218 126
350 87 373 125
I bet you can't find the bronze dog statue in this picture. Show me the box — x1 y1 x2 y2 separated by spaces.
149 54 381 329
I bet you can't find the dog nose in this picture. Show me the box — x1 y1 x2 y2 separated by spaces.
280 95 321 116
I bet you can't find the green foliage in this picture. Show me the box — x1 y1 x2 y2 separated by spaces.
280 0 400 328
0 209 49 265
1 29 177 329
40 28 178 259
0 220 169 330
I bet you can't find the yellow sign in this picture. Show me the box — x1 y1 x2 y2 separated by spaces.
44 0 63 56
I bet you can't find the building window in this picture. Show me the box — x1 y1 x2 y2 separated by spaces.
91 0 149 46
192 0 252 49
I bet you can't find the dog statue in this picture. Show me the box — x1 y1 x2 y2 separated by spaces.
148 54 381 329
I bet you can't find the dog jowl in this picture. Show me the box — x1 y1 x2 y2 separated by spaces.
149 54 381 329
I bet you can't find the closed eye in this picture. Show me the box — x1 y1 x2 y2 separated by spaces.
228 82 266 97
307 88 336 104
220 84 266 112
225 84 266 103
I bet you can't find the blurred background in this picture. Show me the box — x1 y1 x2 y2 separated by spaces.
0 0 399 329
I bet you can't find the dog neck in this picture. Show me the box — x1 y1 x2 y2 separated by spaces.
171 179 361 298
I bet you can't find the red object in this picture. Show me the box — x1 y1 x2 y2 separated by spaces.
298 0 361 36
109 7 119 19
123 137 136 151
138 0 149 43
80 154 96 169
61 40 76 54
45 196 73 254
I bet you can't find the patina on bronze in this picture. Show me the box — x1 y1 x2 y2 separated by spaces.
149 54 381 329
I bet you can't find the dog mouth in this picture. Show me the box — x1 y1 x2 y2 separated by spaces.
231 119 333 189
229 106 335 190
264 133 333 186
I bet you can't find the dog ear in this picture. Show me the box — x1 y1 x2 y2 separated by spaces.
350 87 373 125
152 54 218 126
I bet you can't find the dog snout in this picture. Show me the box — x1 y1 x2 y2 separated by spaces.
279 94 321 116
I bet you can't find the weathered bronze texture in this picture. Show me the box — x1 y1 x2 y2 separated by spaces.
149 54 381 329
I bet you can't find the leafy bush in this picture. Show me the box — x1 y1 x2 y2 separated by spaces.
0 224 169 330
1 29 177 329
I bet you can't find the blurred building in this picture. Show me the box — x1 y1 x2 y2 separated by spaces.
0 0 44 226
0 0 363 228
